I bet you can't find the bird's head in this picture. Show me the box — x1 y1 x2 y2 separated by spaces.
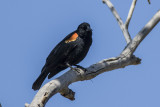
77 22 92 37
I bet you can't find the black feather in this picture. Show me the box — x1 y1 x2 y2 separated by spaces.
32 22 92 90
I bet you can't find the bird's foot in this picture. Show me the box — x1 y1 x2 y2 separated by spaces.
74 64 87 72
66 63 81 73
66 63 74 69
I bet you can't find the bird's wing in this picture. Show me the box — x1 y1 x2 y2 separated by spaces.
44 31 79 67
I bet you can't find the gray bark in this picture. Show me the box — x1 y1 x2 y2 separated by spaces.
25 0 160 106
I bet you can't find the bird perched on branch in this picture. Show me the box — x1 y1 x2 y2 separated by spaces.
32 22 92 90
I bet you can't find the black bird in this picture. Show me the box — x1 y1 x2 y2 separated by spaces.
32 22 92 90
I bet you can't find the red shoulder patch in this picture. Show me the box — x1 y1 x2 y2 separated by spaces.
65 33 78 43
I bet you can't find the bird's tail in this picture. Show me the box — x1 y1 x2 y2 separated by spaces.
32 68 49 91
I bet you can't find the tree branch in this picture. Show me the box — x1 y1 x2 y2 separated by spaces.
125 0 137 29
26 56 141 107
121 10 160 57
102 0 132 44
26 10 160 107
25 0 160 105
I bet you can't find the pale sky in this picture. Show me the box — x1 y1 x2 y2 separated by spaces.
0 0 160 107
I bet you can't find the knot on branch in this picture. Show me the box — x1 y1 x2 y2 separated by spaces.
131 55 141 65
60 88 75 101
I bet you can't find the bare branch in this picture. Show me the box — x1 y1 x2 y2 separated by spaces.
102 0 132 44
25 0 160 104
121 10 160 57
125 0 137 29
26 56 141 107
26 10 160 106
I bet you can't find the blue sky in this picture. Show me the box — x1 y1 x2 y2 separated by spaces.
0 0 160 107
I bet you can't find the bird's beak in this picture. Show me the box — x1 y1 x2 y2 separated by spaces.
86 26 92 31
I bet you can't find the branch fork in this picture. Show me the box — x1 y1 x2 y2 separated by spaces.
26 0 160 106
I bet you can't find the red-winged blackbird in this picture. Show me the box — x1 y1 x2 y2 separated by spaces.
32 22 92 90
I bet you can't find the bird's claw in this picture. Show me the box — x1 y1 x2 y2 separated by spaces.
74 65 87 72
66 63 87 74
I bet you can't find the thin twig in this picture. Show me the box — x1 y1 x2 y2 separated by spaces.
125 0 137 29
102 0 132 44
